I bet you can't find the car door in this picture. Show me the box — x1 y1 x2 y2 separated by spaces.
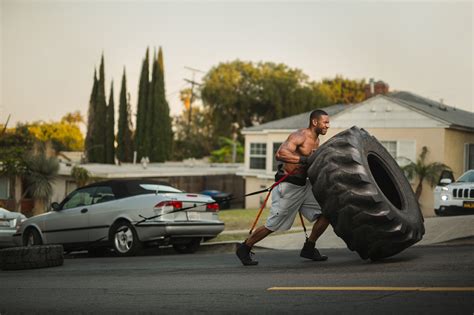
87 185 117 243
42 186 96 245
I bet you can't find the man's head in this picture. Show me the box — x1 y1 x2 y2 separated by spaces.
309 109 330 135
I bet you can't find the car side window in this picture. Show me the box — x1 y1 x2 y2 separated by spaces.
62 187 97 210
92 186 116 204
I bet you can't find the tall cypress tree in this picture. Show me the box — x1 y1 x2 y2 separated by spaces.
105 82 115 164
94 54 108 163
156 47 173 161
85 69 98 162
145 51 158 161
135 48 150 160
117 69 133 162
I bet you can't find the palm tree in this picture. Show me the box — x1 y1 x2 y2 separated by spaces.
71 165 90 187
402 146 450 201
23 151 59 215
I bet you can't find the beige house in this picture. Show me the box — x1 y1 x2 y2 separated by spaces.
240 91 474 217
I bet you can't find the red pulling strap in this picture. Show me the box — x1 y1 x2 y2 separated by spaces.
248 171 294 235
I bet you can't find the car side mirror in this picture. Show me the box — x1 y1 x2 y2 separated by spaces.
439 178 452 185
51 202 61 211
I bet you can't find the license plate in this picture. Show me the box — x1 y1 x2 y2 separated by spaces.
187 212 200 221
463 201 474 209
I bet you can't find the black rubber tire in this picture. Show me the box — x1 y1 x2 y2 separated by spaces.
307 126 425 260
110 221 142 257
23 228 43 246
172 238 201 254
0 245 64 270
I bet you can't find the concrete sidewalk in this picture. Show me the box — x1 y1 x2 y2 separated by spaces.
241 215 474 250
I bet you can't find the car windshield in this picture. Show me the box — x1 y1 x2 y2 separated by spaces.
457 170 474 183
139 184 183 193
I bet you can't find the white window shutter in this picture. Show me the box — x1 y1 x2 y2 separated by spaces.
397 140 416 166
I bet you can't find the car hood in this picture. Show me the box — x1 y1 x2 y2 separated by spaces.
0 208 26 220
447 182 474 188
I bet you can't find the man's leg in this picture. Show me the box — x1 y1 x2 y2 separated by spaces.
245 226 273 247
236 226 273 266
308 215 330 243
300 215 329 261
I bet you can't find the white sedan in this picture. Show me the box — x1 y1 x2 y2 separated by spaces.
0 208 26 248
13 180 225 256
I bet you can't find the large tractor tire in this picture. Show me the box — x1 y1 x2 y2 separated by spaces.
0 245 64 270
307 126 425 260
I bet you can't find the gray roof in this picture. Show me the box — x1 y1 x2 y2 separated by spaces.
242 91 474 132
242 104 350 132
388 91 474 130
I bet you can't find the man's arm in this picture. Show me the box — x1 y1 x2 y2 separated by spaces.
275 131 306 164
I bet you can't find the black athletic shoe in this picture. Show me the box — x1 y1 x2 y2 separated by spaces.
300 240 328 261
236 243 258 266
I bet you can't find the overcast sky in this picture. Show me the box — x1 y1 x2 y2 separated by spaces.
1 0 473 128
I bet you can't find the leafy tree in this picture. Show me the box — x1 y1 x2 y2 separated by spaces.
315 75 366 104
172 106 214 160
117 69 134 163
210 137 244 163
105 82 115 164
135 48 150 160
62 111 84 125
402 146 450 201
27 115 84 152
200 60 331 142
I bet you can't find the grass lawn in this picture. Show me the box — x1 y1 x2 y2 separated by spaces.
207 208 312 243
218 208 312 231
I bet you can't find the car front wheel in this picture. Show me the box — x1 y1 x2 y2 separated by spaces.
110 221 142 257
23 228 42 246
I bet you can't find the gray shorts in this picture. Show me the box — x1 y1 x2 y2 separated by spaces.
265 179 322 232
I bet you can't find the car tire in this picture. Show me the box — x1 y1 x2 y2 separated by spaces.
110 221 142 257
0 245 64 270
172 238 201 254
23 228 43 246
307 126 425 260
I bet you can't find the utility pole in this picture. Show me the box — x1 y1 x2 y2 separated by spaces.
183 66 204 125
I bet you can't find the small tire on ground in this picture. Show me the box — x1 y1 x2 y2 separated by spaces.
172 238 201 254
307 126 425 260
0 245 64 270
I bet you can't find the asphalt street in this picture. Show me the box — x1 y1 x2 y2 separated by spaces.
0 243 473 314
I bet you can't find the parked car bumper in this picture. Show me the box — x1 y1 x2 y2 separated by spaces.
135 221 225 241
12 232 23 246
435 205 474 216
0 229 18 248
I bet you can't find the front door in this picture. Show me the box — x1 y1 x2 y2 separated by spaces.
42 186 97 245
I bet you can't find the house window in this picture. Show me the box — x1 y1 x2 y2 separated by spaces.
272 142 283 171
250 143 266 170
0 177 9 199
381 141 397 158
465 143 474 171
381 140 416 166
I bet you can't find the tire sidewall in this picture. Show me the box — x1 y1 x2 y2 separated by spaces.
360 131 424 227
